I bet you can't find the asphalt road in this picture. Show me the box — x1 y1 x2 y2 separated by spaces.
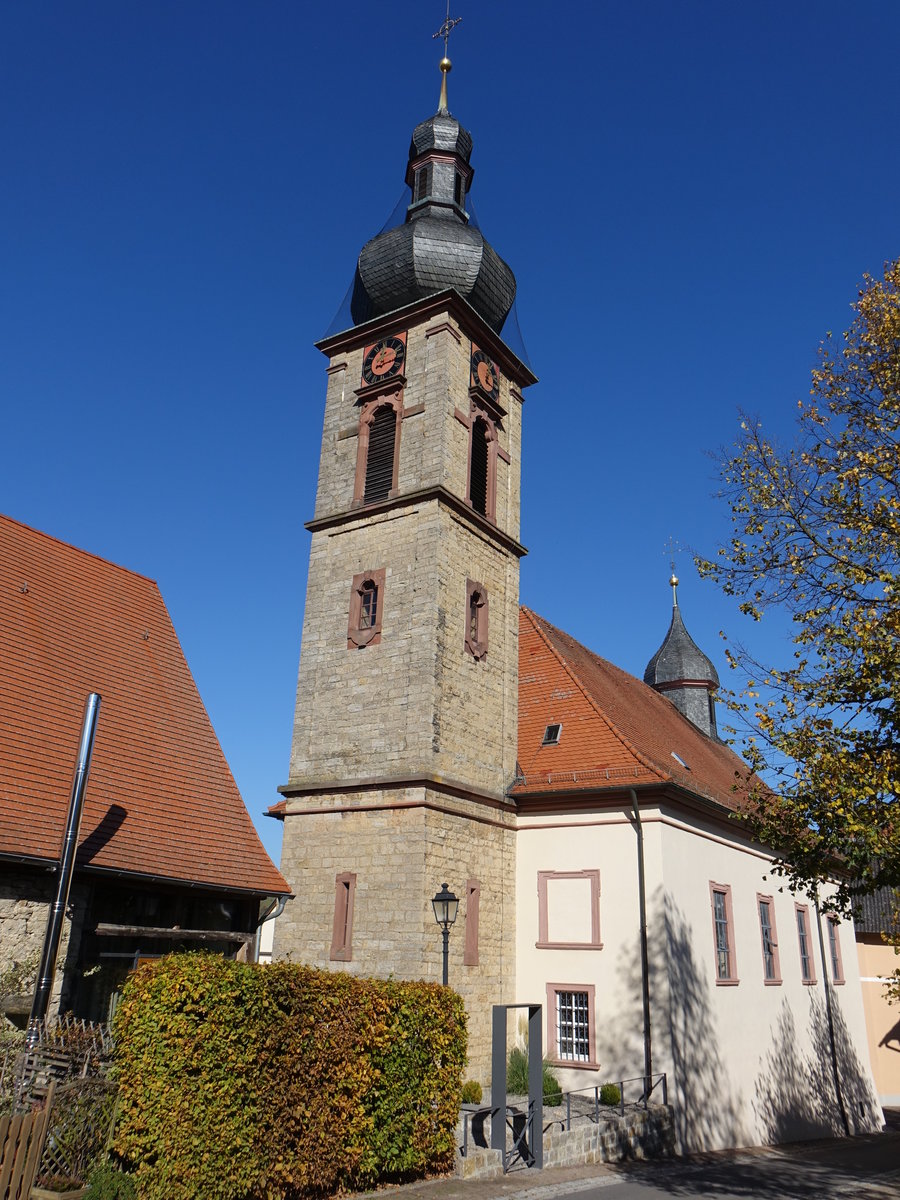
507 1128 900 1200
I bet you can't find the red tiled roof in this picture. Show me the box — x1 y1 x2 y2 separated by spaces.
515 608 752 812
0 515 289 895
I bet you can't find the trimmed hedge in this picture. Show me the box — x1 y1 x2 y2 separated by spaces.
112 955 466 1199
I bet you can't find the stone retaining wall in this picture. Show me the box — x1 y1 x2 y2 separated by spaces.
456 1103 675 1179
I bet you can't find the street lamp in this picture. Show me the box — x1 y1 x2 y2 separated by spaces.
431 883 459 986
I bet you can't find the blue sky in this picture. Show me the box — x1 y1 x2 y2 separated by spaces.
3 2 898 865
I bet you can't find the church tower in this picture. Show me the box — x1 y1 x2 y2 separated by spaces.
275 58 536 1074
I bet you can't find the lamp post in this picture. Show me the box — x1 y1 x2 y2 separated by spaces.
431 883 459 986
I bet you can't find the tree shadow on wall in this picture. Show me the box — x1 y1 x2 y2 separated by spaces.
612 985 882 1197
753 992 882 1143
595 892 744 1154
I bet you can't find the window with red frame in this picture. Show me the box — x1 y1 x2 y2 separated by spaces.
710 883 738 984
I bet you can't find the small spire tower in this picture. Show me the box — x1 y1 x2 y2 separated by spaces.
643 574 720 739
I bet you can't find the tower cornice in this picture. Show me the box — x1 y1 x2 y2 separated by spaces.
315 290 537 390
304 484 528 559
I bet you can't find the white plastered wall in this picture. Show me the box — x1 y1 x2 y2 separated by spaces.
515 798 883 1152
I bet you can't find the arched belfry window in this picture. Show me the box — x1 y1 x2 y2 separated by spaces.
365 405 397 503
469 418 490 516
355 396 401 507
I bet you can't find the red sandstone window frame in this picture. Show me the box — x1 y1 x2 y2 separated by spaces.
465 579 489 661
756 893 782 985
353 390 403 506
709 881 739 985
347 568 386 649
536 869 602 950
330 872 357 962
466 399 498 521
825 912 845 985
464 878 480 966
546 983 599 1069
795 903 817 984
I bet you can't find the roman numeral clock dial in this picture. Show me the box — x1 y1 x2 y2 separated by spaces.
470 347 500 401
362 335 406 386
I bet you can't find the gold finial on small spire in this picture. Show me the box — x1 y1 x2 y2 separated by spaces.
664 536 680 606
433 0 461 114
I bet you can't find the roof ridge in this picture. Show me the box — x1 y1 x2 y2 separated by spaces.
1 512 159 587
520 607 667 785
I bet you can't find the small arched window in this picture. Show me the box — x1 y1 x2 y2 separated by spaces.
469 590 482 642
469 417 490 516
363 404 398 504
359 580 378 630
348 569 386 649
465 579 488 660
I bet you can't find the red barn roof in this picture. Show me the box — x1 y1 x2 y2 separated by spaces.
515 607 752 812
0 514 289 896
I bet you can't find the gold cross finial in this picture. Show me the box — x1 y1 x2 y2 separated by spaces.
433 1 461 113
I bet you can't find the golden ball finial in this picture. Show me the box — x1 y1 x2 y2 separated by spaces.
670 573 679 588
440 56 452 73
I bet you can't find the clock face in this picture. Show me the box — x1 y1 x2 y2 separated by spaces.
362 336 406 386
471 348 500 400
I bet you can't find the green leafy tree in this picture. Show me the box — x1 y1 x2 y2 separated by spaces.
698 259 900 907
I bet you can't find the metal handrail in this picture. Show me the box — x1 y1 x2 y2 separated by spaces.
459 1073 669 1159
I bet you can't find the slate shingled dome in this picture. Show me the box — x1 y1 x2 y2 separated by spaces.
350 110 516 332
643 604 720 690
410 113 473 160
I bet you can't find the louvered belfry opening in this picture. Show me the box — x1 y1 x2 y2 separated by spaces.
364 405 396 503
469 418 489 515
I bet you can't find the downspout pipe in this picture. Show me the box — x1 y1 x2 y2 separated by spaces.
28 693 102 1046
255 894 289 929
814 897 851 1135
629 788 653 1090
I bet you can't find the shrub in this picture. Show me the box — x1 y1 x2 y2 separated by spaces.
542 1063 563 1107
85 1160 137 1199
505 1047 563 1105
113 954 466 1200
460 1080 482 1105
507 1046 529 1093
600 1082 621 1107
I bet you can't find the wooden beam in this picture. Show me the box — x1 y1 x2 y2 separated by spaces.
94 923 253 944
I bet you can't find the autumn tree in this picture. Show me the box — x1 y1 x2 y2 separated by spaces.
698 259 900 907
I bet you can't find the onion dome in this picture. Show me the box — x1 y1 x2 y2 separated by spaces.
350 62 516 333
644 575 720 739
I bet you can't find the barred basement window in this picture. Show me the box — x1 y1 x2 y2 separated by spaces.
364 405 398 503
546 983 597 1067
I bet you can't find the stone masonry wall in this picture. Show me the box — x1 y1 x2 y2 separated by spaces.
456 1104 676 1179
312 309 522 542
0 868 88 1022
275 785 516 1080
288 498 518 797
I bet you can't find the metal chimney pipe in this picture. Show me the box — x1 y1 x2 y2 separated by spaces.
27 692 102 1047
